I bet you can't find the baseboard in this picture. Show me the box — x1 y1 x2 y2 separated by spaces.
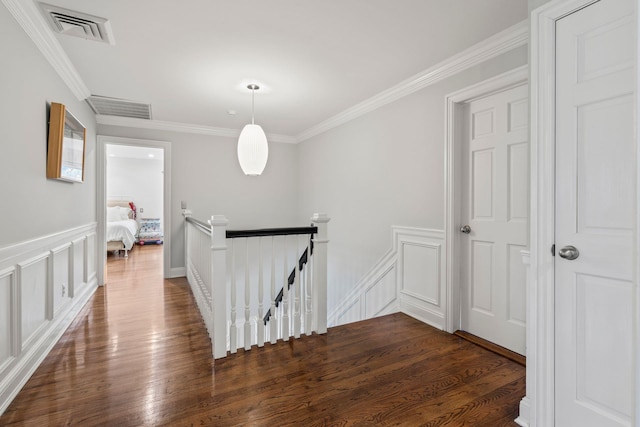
514 396 531 426
399 296 445 330
0 277 98 416
169 267 186 278
453 330 526 366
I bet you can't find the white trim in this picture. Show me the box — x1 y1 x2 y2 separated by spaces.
444 65 529 334
515 396 531 427
296 20 529 142
96 115 298 144
0 223 96 268
1 0 90 100
636 0 640 422
96 136 173 283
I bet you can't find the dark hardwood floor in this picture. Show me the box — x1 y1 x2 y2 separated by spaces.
0 245 525 426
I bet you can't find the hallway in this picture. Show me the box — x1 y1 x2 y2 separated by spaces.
1 245 524 426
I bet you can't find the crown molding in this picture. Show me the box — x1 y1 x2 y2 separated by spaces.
295 19 529 142
2 0 91 100
96 115 298 144
8 0 527 145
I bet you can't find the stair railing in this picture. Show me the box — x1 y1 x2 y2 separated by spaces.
183 211 329 360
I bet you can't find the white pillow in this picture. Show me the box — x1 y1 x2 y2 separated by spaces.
119 206 132 220
106 206 121 222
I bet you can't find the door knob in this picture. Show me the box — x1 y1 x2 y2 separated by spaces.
460 225 471 234
558 245 579 260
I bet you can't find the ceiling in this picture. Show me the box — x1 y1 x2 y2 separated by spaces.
32 0 527 140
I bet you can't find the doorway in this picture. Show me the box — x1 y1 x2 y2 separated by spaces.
97 136 172 284
458 83 529 355
444 65 528 351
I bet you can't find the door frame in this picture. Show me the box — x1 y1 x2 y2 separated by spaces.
444 65 529 335
529 0 638 425
96 135 173 284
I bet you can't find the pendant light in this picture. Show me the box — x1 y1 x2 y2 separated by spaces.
237 84 268 175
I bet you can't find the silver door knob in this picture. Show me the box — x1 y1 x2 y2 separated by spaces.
460 225 471 234
558 245 579 260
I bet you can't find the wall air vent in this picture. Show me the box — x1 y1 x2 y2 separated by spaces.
39 3 115 45
86 96 152 120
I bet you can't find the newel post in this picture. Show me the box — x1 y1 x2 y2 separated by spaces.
209 215 228 359
311 213 330 334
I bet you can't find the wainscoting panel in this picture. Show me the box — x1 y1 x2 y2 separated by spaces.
18 254 49 350
365 265 396 318
0 223 98 416
334 299 361 326
71 237 85 297
328 226 445 329
397 228 446 329
330 248 397 327
85 233 96 284
51 244 72 318
0 268 15 378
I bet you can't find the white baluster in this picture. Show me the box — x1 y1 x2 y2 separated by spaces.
293 235 301 338
257 237 265 347
209 215 228 360
244 238 251 351
312 213 330 335
270 236 277 344
305 239 313 336
229 238 237 354
182 210 192 282
282 235 290 341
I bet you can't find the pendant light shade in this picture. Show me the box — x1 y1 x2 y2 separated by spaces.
237 123 268 175
237 84 268 176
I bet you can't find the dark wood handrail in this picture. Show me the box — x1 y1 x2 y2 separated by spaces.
185 217 317 239
226 227 317 239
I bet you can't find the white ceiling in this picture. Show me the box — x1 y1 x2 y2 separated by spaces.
35 0 527 139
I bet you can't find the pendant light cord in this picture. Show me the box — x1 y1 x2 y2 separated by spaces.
251 86 255 125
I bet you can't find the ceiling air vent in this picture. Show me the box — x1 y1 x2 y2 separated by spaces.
39 3 115 45
86 96 152 120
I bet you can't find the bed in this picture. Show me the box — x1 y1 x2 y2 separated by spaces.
106 201 138 257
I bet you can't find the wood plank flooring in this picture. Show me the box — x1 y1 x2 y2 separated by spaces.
0 245 525 426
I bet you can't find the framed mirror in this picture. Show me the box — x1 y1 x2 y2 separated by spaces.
46 102 86 183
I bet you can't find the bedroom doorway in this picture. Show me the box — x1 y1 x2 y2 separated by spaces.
97 136 172 284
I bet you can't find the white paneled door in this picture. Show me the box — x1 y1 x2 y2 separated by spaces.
555 0 636 425
460 84 528 355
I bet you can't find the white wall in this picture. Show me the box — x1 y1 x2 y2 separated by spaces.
529 0 552 12
96 126 301 269
107 155 164 225
297 46 528 314
0 6 97 246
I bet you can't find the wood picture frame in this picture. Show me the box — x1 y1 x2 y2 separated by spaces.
46 102 86 183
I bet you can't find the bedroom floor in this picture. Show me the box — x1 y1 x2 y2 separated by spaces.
107 243 163 276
